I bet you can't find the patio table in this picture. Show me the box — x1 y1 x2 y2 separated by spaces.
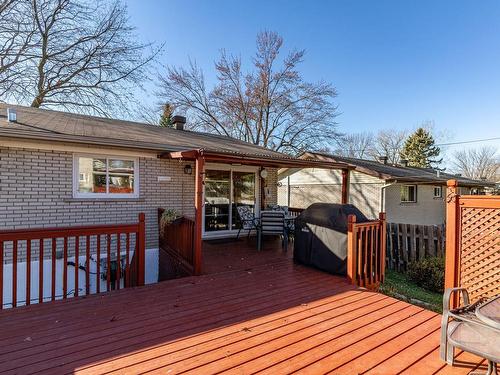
446 294 500 375
476 295 500 329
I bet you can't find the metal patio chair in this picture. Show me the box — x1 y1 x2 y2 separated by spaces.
257 210 288 252
440 287 499 375
236 205 259 239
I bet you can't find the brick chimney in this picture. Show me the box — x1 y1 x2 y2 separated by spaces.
378 155 388 164
172 115 186 131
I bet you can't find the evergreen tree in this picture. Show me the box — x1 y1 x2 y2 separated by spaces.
159 103 174 127
400 127 442 168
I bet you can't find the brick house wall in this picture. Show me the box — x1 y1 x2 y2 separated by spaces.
0 146 279 262
0 146 195 252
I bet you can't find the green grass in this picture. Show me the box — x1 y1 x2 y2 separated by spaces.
379 270 443 313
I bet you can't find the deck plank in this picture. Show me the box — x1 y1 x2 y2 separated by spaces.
0 239 484 375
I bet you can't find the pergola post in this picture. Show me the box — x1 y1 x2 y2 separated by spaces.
341 169 350 204
445 179 459 307
193 154 204 275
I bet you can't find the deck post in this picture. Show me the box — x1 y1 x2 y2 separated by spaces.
341 169 349 205
193 154 204 275
445 179 459 307
379 212 387 283
347 214 357 285
137 212 146 286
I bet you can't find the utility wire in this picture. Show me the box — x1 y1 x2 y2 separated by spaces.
436 137 500 147
333 136 500 153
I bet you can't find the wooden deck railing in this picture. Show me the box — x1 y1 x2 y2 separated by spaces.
288 207 304 218
347 213 387 289
158 208 195 275
0 213 146 309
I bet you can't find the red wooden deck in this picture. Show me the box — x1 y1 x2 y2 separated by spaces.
0 239 485 374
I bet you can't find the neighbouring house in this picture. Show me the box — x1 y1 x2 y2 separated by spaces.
278 151 492 225
0 104 350 279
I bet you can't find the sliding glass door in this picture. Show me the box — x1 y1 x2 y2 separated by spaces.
203 167 258 236
232 171 256 230
204 170 231 232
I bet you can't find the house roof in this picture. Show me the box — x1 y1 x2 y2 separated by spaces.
0 104 349 169
301 151 493 188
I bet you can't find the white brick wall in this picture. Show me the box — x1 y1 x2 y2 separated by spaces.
0 147 195 251
0 147 280 261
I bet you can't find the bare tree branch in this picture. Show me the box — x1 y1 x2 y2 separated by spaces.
0 0 163 117
333 132 375 159
452 146 499 181
157 31 340 154
370 129 408 164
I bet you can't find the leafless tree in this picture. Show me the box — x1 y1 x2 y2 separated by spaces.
157 31 339 154
452 146 499 181
0 0 162 117
333 132 374 159
0 0 36 98
370 129 408 164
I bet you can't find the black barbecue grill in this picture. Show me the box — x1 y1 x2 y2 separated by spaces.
294 203 370 276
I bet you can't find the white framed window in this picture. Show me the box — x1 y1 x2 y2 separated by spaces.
401 185 417 203
433 186 442 198
73 154 139 198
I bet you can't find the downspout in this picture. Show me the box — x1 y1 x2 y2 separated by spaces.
287 176 291 207
380 181 397 213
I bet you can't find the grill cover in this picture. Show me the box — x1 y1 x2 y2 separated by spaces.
294 203 370 275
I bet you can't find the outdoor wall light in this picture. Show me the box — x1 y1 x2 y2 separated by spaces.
184 165 192 175
260 168 268 179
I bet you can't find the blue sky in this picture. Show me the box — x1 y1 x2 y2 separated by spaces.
125 0 500 154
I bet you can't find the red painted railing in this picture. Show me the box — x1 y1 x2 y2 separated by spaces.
347 213 387 289
0 213 145 309
158 209 195 275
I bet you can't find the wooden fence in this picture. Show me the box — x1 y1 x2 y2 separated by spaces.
347 213 386 289
158 208 196 276
0 213 146 309
386 222 445 271
445 180 500 306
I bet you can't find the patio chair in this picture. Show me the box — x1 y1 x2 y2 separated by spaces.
440 287 499 375
267 204 289 214
236 205 259 239
268 204 295 238
257 210 288 252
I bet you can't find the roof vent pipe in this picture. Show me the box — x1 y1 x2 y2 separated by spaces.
7 108 17 122
400 159 408 167
171 115 186 131
378 155 388 164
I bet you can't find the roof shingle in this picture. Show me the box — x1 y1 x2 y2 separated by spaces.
302 151 492 187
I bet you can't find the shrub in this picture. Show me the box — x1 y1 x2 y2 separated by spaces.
161 208 180 225
407 257 445 293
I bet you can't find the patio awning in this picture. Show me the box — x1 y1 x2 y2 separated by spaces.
164 149 353 170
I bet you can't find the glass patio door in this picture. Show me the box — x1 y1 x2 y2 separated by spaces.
203 168 257 235
204 170 231 232
232 171 256 230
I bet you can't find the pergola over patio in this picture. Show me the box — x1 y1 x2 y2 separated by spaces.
162 148 353 275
